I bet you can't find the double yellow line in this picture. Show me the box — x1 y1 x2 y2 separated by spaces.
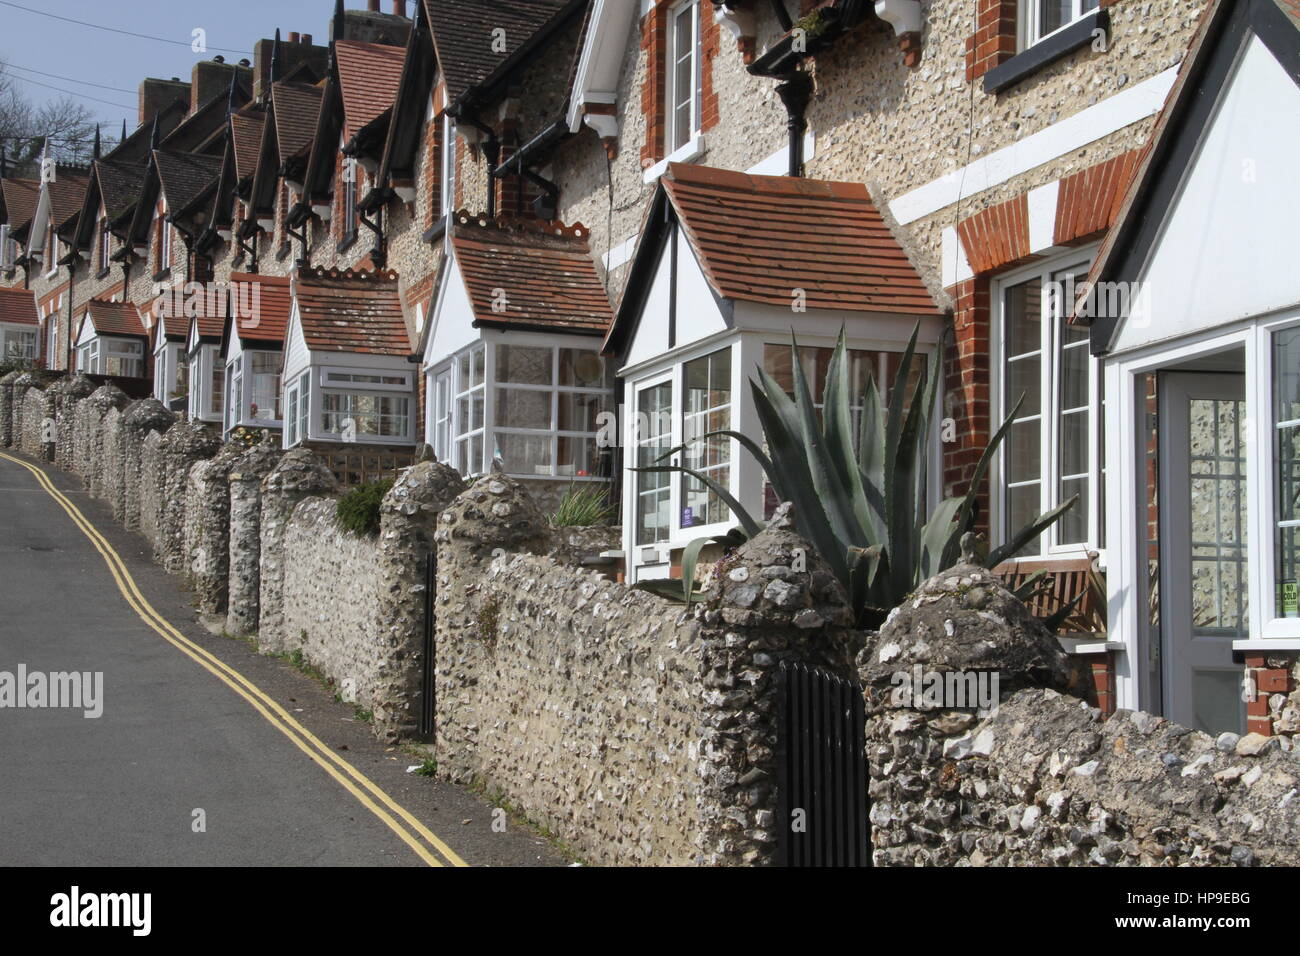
0 451 468 868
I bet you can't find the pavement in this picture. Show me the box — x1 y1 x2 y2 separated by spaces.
0 450 567 867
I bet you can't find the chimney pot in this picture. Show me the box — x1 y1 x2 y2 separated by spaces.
367 0 379 11
393 0 406 16
288 31 300 43
302 33 312 45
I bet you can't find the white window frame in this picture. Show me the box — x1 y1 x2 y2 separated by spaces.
633 371 675 550
440 115 457 221
992 246 1105 560
431 366 453 463
99 217 111 271
450 343 487 477
320 367 412 392
1019 0 1101 50
0 224 14 268
103 338 144 378
1258 312 1300 640
666 0 702 155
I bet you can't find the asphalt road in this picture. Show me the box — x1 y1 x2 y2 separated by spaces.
0 451 564 867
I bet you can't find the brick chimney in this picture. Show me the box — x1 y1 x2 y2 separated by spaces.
367 0 380 11
138 77 190 126
191 59 249 114
393 0 406 16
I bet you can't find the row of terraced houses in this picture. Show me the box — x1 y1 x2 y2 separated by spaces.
1 0 1297 741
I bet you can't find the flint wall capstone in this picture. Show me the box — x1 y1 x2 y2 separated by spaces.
72 385 128 491
118 400 175 530
52 374 96 470
435 487 858 865
185 442 245 614
257 449 339 653
153 420 221 572
225 442 285 637
859 560 1300 866
0 370 21 446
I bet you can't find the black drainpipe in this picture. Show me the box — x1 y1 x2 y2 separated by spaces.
775 71 813 178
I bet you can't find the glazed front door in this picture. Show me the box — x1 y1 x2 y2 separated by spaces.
1158 372 1249 735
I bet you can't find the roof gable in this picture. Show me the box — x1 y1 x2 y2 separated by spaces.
228 272 292 345
154 150 224 219
2 178 41 236
1089 0 1300 353
272 81 325 164
82 298 147 339
606 164 940 354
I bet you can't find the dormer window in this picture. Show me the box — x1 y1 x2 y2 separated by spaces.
1020 0 1099 49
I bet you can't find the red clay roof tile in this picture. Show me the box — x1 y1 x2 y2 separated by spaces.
660 163 940 317
293 266 412 355
0 286 38 327
449 212 612 335
83 298 147 338
335 40 407 144
229 272 292 345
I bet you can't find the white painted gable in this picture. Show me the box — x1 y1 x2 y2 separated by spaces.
1114 36 1300 353
623 225 728 370
282 300 311 382
423 251 479 366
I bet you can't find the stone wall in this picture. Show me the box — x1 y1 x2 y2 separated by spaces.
859 558 1300 867
20 384 52 460
139 429 167 550
71 385 128 492
51 375 96 471
0 370 19 446
435 483 860 865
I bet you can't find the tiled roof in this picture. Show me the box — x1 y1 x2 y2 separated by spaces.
659 164 940 316
95 160 147 223
153 150 223 216
334 40 406 143
272 81 324 162
84 298 147 338
294 266 411 355
1 178 41 232
230 110 266 182
424 0 572 105
0 287 38 327
450 212 612 334
49 169 91 230
228 272 292 345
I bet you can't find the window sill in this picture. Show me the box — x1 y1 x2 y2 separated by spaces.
642 134 707 184
983 9 1109 95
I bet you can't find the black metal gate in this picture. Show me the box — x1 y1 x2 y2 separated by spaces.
419 552 436 737
776 661 870 867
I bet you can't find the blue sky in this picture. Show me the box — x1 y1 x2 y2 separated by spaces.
0 0 336 145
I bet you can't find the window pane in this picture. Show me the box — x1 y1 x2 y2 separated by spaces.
1060 409 1088 477
1058 476 1089 545
681 348 730 526
559 349 605 387
1006 419 1041 484
497 432 553 476
636 383 672 545
496 345 552 385
1038 0 1072 35
558 391 604 433
1276 328 1300 617
1060 342 1088 411
495 388 551 430
1004 278 1042 358
1007 356 1041 417
558 435 601 478
1007 483 1043 555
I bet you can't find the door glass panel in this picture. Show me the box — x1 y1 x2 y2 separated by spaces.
1192 670 1246 738
1188 397 1249 637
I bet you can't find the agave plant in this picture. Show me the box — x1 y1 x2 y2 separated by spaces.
634 324 1076 628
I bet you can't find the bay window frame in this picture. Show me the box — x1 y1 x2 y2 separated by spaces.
992 247 1106 561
